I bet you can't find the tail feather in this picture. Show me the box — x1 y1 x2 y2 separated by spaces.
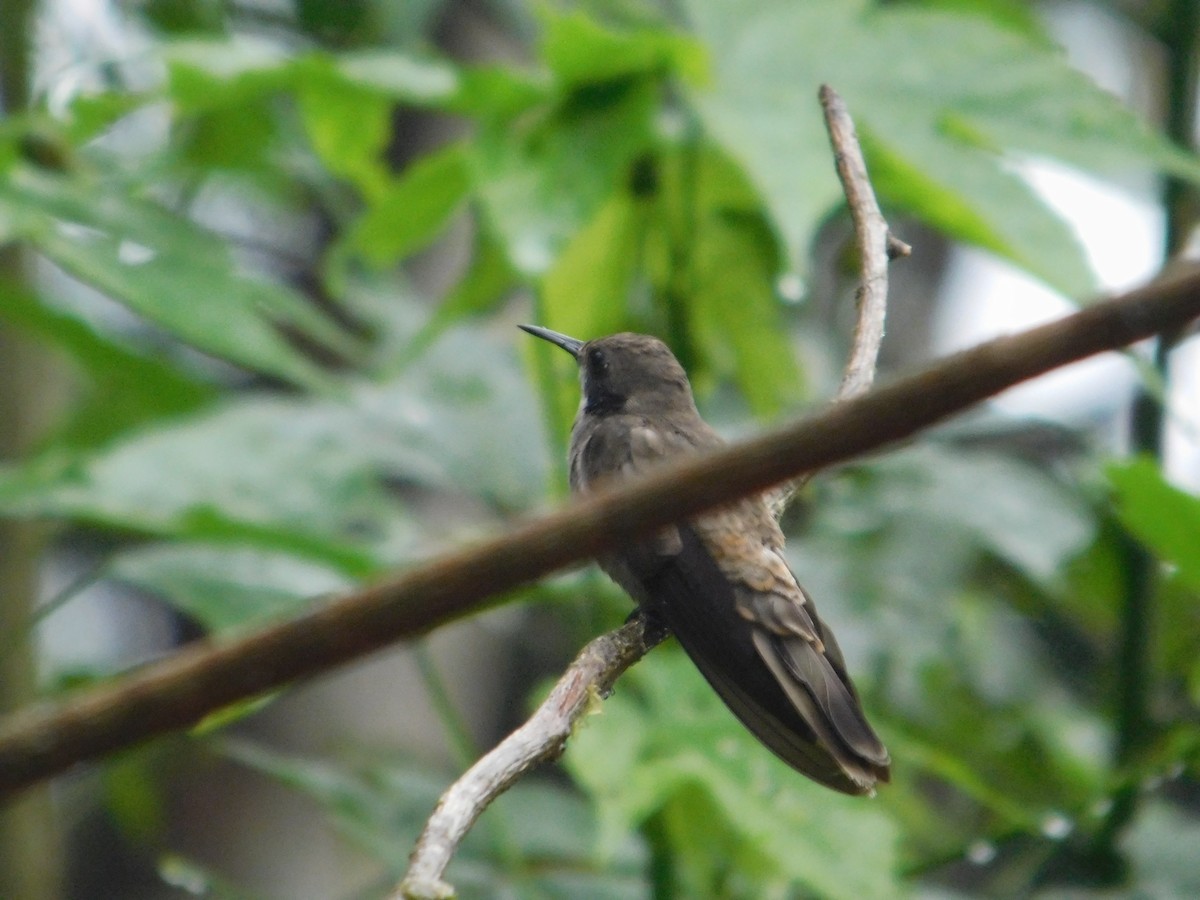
768 633 890 771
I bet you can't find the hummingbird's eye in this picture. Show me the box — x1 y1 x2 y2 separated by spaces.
588 348 608 373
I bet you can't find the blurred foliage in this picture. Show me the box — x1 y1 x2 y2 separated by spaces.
1 0 1199 898
216 738 651 899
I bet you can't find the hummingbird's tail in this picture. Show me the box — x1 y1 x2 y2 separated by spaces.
636 526 890 795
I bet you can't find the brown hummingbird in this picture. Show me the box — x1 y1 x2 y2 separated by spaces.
520 325 890 795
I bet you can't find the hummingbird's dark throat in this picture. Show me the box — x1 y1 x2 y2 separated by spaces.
583 389 626 416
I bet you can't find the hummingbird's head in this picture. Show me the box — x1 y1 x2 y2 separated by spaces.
519 326 696 417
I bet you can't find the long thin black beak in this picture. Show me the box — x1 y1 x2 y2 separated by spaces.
518 324 584 358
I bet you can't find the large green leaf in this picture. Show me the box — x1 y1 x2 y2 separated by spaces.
541 193 645 341
0 326 548 571
416 227 517 349
0 167 352 387
868 444 1095 584
788 443 1095 622
0 396 404 572
683 0 1200 295
338 141 472 270
689 211 803 417
541 8 706 90
471 78 658 276
0 281 216 448
295 58 395 201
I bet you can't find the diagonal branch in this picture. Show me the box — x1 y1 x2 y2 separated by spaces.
0 264 1199 800
398 86 905 896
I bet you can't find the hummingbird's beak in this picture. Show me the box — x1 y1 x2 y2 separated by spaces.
518 324 584 358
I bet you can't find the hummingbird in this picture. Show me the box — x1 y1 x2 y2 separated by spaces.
520 325 890 795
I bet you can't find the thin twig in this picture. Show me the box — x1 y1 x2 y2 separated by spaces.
396 615 663 899
1 265 1199 799
820 84 910 400
771 86 909 519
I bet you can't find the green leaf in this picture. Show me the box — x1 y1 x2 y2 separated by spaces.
1107 457 1200 593
176 101 281 173
191 694 279 736
1108 458 1200 693
364 325 550 510
296 61 394 201
683 0 1200 295
339 142 471 268
472 78 658 275
0 397 402 572
0 167 353 388
869 444 1095 584
109 542 354 632
541 193 645 340
452 64 549 118
689 211 802 417
164 35 296 109
0 326 547 568
860 128 1093 295
565 646 902 899
540 8 707 90
1061 518 1126 640
431 228 517 324
0 281 216 448
64 92 152 145
400 229 519 360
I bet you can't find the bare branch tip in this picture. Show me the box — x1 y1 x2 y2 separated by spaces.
819 84 845 114
394 876 455 900
886 234 913 260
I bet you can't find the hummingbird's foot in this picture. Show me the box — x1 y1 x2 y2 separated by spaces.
628 608 671 648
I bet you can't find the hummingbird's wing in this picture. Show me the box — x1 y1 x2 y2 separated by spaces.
692 506 890 792
571 416 722 553
582 416 890 794
631 523 888 794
